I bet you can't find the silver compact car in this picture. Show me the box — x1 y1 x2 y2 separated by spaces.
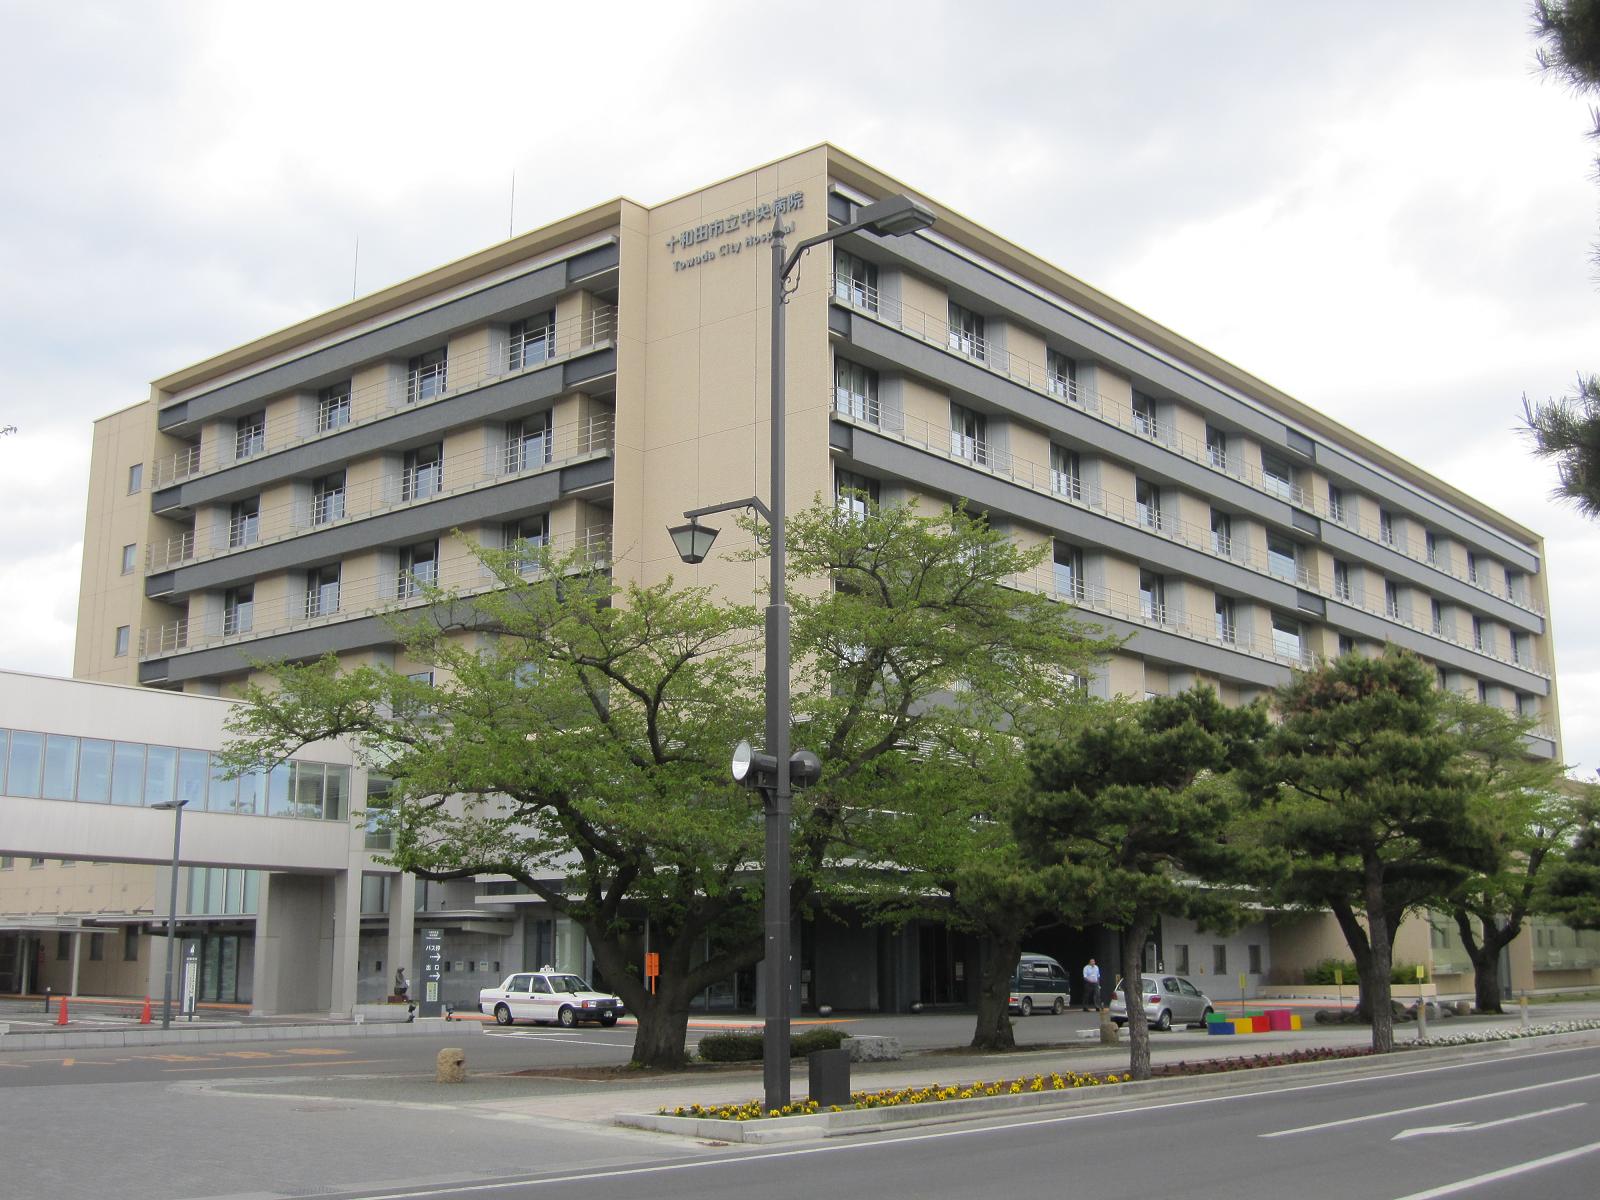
1107 973 1215 1031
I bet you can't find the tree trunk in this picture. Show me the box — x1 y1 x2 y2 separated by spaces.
970 929 1020 1050
1119 919 1154 1081
629 979 695 1069
1454 908 1508 1015
1363 857 1394 1053
1329 898 1376 1021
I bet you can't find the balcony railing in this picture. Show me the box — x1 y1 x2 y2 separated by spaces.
829 274 1546 618
142 414 613 571
139 526 612 660
151 304 617 489
830 395 1550 678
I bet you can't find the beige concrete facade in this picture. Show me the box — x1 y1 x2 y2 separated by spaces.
60 145 1576 1000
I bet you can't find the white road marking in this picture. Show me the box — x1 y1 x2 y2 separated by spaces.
1387 1139 1600 1199
1391 1102 1587 1140
1260 1069 1600 1138
480 1032 635 1050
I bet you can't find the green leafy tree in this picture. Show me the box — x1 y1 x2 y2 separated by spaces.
1253 652 1498 1052
1015 688 1272 1080
1444 696 1579 1012
1541 791 1600 928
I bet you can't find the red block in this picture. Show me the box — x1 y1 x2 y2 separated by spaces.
1251 1015 1270 1033
1268 1009 1293 1032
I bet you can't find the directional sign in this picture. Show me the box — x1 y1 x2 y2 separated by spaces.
1392 1102 1586 1140
419 928 444 1018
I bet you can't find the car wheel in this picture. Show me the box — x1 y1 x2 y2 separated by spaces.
558 1006 577 1028
1019 997 1033 1017
599 1012 618 1027
1112 1017 1126 1027
1155 1009 1172 1031
493 1004 513 1026
1053 996 1067 1015
1192 1005 1214 1030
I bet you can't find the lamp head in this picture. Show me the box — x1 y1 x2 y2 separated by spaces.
668 519 719 565
858 194 936 238
151 799 189 812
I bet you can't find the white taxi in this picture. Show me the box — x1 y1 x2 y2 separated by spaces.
478 970 625 1028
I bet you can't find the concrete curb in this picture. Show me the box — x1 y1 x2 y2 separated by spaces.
0 1016 472 1051
617 1027 1600 1143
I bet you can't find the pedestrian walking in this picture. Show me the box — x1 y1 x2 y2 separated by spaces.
1081 959 1101 1011
393 967 409 1000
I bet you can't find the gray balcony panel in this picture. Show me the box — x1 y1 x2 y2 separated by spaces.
1296 591 1326 617
146 570 176 597
829 304 852 337
1286 429 1316 459
167 260 581 429
841 422 1301 609
847 228 1541 572
1522 732 1558 760
565 244 621 282
1100 616 1293 690
1329 600 1550 695
558 456 617 494
161 366 571 510
563 347 616 388
157 470 583 595
1291 509 1320 536
157 402 188 431
1321 524 1542 635
846 318 1291 522
144 614 415 685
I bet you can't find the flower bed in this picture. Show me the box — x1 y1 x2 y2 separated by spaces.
661 1069 1131 1122
1407 1018 1600 1048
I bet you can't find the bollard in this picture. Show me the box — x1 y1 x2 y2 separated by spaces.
56 995 69 1026
1416 998 1427 1041
808 1048 851 1108
1099 1010 1120 1045
1520 993 1529 1029
435 1047 467 1084
42 987 51 1015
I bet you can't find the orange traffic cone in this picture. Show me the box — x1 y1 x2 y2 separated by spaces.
139 997 152 1025
56 995 68 1025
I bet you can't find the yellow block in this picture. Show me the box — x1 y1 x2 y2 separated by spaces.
1290 1015 1302 1031
1232 1018 1253 1034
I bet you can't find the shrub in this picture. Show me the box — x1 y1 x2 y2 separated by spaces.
696 1026 849 1063
1302 958 1428 985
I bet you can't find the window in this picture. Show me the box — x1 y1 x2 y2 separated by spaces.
228 497 260 548
1135 478 1162 531
1431 599 1444 635
1379 509 1396 546
234 411 265 460
1437 665 1449 690
947 301 985 360
1050 445 1081 501
1477 680 1489 704
43 734 77 800
1215 595 1236 644
120 543 137 574
56 932 70 960
0 857 11 870
1213 944 1227 974
833 250 878 311
111 742 144 805
1206 425 1228 469
223 586 253 636
1467 552 1479 584
1267 533 1298 583
1517 693 1537 719
1339 635 1356 656
1210 509 1232 557
509 312 555 370
950 402 987 465
406 347 448 404
835 469 879 520
114 625 130 657
89 933 104 962
1333 559 1351 602
1272 615 1302 661
1425 531 1438 564
398 541 439 599
1131 392 1158 439
1139 571 1166 623
1473 617 1486 652
1047 348 1077 401
1327 483 1344 522
1174 945 1190 975
312 472 346 525
1385 579 1401 620
8 731 42 796
1262 453 1294 501
502 513 549 573
127 463 143 494
1053 542 1083 601
305 564 340 618
506 412 553 472
402 444 443 501
317 381 352 432
1248 945 1262 974
834 360 879 423
1505 570 1522 602
124 926 139 962
1511 632 1527 666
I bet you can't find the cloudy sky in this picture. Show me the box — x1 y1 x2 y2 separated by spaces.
2 2 1597 768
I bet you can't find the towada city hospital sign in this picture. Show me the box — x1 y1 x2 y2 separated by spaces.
665 191 805 272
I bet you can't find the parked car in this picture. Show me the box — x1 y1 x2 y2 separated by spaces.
1008 953 1073 1015
1107 973 1214 1031
478 970 625 1027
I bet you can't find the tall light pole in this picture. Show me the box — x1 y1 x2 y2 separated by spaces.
151 798 188 1030
670 191 935 1110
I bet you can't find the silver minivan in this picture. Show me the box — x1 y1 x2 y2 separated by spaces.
1108 973 1215 1030
1008 953 1073 1015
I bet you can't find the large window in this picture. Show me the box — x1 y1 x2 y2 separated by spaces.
1215 596 1236 644
228 497 260 548
305 564 341 618
1267 533 1298 582
1053 542 1083 601
1327 483 1344 522
1135 478 1162 531
1210 510 1232 557
947 301 985 360
1047 348 1077 401
43 734 77 800
7 731 43 797
833 250 877 311
1261 453 1295 501
223 585 253 636
1385 580 1401 620
398 541 439 598
402 444 443 501
234 411 265 460
1333 559 1351 601
1380 509 1396 547
312 472 346 525
503 514 549 573
506 412 553 472
406 347 448 404
950 403 987 465
834 360 879 423
835 469 879 520
1272 615 1303 661
1050 445 1081 501
317 382 352 432
1131 392 1159 439
509 312 555 371
1206 425 1228 470
1139 571 1166 623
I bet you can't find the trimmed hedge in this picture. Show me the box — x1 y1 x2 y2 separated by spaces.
1302 958 1429 985
697 1026 849 1063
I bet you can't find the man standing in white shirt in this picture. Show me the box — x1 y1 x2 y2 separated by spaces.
1081 958 1101 1011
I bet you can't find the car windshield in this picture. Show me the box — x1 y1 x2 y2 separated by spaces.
548 974 592 994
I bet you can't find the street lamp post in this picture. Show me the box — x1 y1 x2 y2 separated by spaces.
670 192 935 1111
151 798 189 1030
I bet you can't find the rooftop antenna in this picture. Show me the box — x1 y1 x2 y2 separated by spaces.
351 236 360 300
509 172 516 239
